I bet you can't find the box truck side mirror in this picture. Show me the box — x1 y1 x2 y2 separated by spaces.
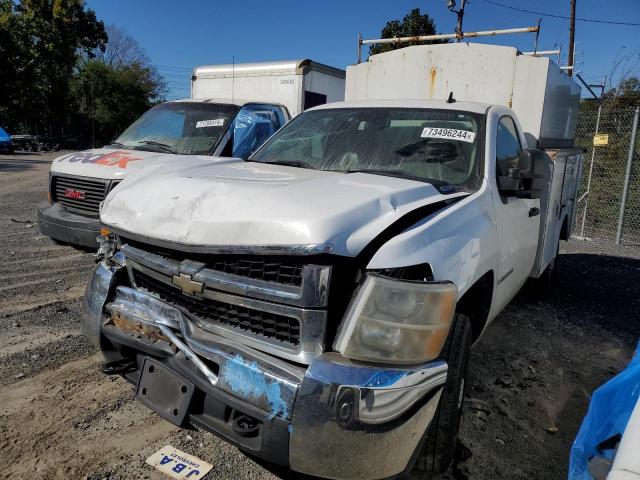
498 148 547 199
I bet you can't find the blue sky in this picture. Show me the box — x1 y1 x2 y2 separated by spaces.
87 0 640 100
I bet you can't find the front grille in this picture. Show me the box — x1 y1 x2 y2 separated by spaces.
122 238 305 287
209 259 303 286
133 269 302 346
52 175 108 217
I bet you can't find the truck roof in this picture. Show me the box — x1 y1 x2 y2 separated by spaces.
193 59 345 79
170 97 286 108
310 98 492 114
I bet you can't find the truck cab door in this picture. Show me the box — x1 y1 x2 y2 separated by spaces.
491 116 540 312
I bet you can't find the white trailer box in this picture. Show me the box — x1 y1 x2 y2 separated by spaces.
192 60 345 117
346 43 581 148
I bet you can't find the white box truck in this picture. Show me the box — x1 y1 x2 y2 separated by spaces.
82 43 583 479
191 59 346 117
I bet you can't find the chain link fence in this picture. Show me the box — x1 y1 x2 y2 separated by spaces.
573 104 640 246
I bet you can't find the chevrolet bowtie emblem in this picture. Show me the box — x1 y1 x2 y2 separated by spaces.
172 273 204 295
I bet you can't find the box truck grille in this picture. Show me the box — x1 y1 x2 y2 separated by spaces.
133 269 302 346
51 175 120 217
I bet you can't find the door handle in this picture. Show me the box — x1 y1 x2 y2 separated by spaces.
529 207 540 217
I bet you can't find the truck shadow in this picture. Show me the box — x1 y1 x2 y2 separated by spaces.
0 156 52 173
526 251 640 339
454 249 640 479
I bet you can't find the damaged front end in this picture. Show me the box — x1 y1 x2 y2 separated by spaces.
81 236 451 479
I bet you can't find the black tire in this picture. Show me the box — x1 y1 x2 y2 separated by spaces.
419 313 472 475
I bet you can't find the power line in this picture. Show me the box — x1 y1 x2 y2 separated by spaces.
481 0 640 26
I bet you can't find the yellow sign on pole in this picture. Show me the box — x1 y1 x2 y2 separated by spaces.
593 134 609 146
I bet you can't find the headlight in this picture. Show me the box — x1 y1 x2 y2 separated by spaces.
334 275 457 364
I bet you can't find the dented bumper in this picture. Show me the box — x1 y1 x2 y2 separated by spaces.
82 262 448 480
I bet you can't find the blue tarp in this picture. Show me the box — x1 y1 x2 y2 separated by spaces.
0 127 11 142
232 111 277 159
569 342 640 479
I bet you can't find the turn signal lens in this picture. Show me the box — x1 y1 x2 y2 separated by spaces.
334 275 457 364
100 227 111 237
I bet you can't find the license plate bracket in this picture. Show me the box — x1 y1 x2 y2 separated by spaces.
137 358 194 426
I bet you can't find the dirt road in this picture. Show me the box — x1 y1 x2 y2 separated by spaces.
1 151 639 480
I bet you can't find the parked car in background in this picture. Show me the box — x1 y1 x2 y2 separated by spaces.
82 44 583 479
10 133 36 152
0 126 13 153
37 98 291 250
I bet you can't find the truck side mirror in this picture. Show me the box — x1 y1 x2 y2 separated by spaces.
498 148 548 199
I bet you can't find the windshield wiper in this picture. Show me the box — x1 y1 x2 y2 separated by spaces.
136 140 176 154
261 160 317 170
345 168 413 177
345 169 457 193
106 141 128 149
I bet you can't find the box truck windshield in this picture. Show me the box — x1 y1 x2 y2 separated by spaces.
113 102 240 155
250 107 483 191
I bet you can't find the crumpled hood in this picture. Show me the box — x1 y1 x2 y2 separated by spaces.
101 159 466 257
50 148 236 180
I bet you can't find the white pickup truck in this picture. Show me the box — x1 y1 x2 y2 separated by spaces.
82 44 582 479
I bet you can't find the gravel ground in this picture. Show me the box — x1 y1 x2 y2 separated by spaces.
1 151 639 479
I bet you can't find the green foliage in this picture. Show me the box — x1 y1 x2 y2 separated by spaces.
71 59 165 145
369 8 446 56
601 78 640 111
0 0 107 131
0 2 165 146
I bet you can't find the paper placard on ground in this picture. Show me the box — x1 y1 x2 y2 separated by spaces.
146 445 213 479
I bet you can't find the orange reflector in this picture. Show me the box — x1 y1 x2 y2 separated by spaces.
100 227 111 236
47 191 52 204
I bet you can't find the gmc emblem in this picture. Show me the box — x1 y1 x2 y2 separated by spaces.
64 188 86 200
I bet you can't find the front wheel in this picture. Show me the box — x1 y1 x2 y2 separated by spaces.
418 313 472 475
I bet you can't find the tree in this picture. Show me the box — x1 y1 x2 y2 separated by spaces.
602 77 640 109
369 8 446 56
71 41 166 146
93 24 148 68
0 0 107 133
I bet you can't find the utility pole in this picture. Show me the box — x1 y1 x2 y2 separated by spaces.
447 0 467 42
568 0 576 76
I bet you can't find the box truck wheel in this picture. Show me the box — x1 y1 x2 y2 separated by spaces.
420 313 472 475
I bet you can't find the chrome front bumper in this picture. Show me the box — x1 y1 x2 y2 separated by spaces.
82 261 448 480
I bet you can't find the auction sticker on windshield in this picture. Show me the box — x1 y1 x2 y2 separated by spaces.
146 445 213 479
196 119 224 128
421 127 476 143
